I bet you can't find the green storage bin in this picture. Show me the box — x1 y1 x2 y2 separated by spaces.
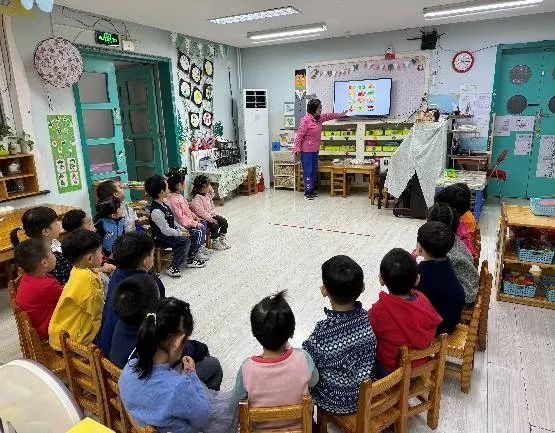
365 145 383 152
368 128 384 136
382 145 399 152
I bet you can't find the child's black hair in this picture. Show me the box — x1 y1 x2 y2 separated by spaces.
61 229 102 264
112 232 155 271
10 206 58 246
321 255 364 305
427 202 460 233
95 196 122 220
417 221 455 259
166 168 187 193
113 274 160 326
134 297 194 379
435 184 471 215
14 238 50 273
95 180 119 201
62 209 87 233
380 248 418 295
250 290 295 352
191 175 210 197
144 175 167 199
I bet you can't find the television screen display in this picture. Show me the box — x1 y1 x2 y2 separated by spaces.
333 78 392 117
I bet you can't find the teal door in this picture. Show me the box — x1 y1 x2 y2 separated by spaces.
491 46 555 197
117 64 164 200
74 57 129 209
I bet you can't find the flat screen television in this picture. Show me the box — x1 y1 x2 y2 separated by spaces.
333 78 392 117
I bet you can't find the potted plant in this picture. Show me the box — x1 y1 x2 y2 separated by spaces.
18 131 34 154
0 124 13 156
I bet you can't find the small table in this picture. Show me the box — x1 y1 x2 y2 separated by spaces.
191 163 261 205
318 162 378 199
436 170 487 221
0 204 78 281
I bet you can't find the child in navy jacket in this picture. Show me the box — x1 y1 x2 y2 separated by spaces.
94 196 125 257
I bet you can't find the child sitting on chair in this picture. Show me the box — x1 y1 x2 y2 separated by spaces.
231 291 318 418
14 238 63 340
94 196 125 258
61 209 95 233
369 248 442 378
96 179 138 233
48 229 104 351
416 222 465 335
145 175 205 278
303 255 376 414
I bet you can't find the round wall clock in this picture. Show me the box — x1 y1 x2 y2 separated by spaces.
452 50 474 73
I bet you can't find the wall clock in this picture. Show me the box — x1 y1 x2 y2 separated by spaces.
452 50 474 73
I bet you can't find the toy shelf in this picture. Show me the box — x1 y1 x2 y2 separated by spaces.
495 204 555 310
0 153 41 203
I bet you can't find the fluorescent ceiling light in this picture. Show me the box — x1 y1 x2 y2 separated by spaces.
248 23 327 40
251 34 322 44
209 6 299 24
423 0 543 19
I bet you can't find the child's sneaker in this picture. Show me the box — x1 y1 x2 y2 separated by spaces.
166 265 181 278
195 251 210 261
219 235 231 249
185 258 206 268
212 239 226 250
200 246 213 255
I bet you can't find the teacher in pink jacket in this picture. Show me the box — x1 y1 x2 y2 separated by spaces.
293 99 347 200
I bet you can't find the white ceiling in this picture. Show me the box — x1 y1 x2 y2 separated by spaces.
55 0 555 48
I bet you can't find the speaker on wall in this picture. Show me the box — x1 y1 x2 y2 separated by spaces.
421 31 439 50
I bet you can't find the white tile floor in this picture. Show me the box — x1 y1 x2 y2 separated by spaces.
0 190 553 432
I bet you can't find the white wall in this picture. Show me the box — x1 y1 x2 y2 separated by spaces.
240 12 555 149
9 7 239 212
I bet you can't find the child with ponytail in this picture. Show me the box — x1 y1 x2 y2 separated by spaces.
119 297 236 433
10 206 72 285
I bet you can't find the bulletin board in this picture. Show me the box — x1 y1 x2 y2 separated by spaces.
47 114 82 194
306 53 429 120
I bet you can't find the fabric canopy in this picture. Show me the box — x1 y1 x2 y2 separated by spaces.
385 121 448 208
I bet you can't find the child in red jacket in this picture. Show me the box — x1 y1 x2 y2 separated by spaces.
369 248 442 377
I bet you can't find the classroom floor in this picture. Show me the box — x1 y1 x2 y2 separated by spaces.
0 190 553 433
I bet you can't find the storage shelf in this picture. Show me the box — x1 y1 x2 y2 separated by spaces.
364 135 408 141
1 173 35 181
0 190 49 202
321 135 357 141
503 244 555 270
0 153 33 160
363 151 397 157
497 292 555 310
320 150 355 156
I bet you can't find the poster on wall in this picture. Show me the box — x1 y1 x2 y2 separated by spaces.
536 135 555 178
47 114 82 193
514 133 533 156
294 69 307 128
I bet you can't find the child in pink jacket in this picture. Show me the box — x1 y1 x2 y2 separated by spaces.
166 169 211 262
190 175 230 250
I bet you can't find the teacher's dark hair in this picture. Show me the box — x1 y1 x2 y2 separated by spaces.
307 98 321 116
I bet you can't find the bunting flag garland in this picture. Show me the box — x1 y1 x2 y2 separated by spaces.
306 57 424 80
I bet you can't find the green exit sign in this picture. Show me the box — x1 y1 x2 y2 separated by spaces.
95 31 120 46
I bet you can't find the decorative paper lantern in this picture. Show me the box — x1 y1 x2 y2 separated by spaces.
33 37 83 88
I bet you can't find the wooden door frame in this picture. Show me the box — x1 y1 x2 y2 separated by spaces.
74 46 181 210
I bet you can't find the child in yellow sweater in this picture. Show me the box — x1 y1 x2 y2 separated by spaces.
49 229 104 351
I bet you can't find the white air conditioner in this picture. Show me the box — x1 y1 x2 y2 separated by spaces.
240 89 270 185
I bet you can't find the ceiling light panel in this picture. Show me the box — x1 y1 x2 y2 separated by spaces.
247 23 327 40
251 34 322 44
423 0 543 19
209 6 299 25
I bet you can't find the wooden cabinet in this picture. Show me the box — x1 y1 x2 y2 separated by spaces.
0 154 41 202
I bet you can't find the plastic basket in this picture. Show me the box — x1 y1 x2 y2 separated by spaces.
516 239 554 264
503 280 536 297
540 274 555 302
529 198 555 217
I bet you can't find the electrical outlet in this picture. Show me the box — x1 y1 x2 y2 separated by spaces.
122 40 135 52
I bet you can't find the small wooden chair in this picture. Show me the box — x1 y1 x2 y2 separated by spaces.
445 297 482 393
94 350 157 433
239 167 257 195
472 227 481 268
331 167 350 197
296 165 305 192
59 331 105 421
406 335 448 430
8 280 65 377
154 247 173 273
318 347 410 433
239 394 313 433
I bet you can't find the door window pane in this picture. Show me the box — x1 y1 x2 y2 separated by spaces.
89 143 116 174
127 80 147 105
83 110 114 139
135 138 154 162
130 110 150 134
136 165 155 181
79 72 109 103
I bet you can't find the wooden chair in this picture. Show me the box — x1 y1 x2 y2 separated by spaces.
59 331 105 421
318 347 410 433
94 350 157 433
406 335 448 430
239 394 313 433
154 247 173 273
472 227 482 268
239 167 257 195
296 165 305 192
331 167 350 197
7 280 65 377
445 297 482 393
